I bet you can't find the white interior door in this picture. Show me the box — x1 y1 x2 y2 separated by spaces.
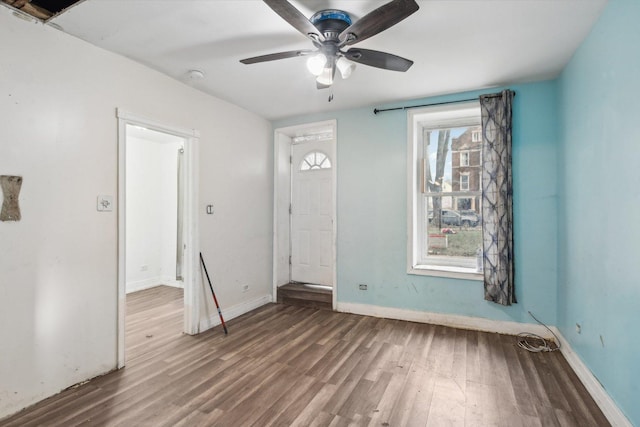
291 140 334 287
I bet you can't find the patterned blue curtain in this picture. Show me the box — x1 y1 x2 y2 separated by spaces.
480 90 516 306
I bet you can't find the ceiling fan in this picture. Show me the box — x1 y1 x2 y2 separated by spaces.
240 0 420 89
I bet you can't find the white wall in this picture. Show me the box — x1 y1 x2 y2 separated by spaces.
0 8 272 419
126 135 182 293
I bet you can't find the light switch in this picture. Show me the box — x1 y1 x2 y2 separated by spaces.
206 205 214 214
97 195 113 212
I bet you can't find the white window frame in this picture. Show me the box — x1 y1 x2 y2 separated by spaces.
460 151 470 167
407 102 483 280
460 173 470 191
472 129 482 142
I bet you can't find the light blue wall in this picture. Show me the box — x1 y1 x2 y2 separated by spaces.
274 81 559 325
558 0 640 424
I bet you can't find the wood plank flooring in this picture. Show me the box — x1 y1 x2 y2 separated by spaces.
0 285 609 426
277 283 333 311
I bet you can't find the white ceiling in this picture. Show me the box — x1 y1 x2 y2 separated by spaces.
49 0 607 120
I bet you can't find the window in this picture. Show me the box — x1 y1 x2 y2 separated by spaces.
407 102 483 279
300 151 331 171
460 173 469 191
472 130 482 142
460 151 470 167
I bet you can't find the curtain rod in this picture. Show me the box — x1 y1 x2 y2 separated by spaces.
372 91 515 115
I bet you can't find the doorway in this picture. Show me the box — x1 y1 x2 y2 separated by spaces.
273 120 337 308
125 126 184 293
117 110 200 368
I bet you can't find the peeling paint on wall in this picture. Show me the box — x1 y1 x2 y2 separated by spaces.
0 175 22 221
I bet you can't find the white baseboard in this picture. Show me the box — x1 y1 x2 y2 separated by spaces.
126 276 184 293
159 276 184 289
553 327 632 427
126 277 161 294
336 302 553 338
200 294 273 331
336 301 630 427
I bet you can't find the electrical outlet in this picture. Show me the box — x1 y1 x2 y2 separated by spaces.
575 323 581 334
140 265 148 272
242 284 249 293
358 284 368 290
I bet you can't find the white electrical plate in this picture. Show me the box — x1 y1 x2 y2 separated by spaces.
97 195 113 212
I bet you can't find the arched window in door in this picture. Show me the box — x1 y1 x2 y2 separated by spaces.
300 151 332 171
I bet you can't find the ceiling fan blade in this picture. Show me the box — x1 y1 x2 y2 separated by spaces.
343 48 414 72
240 49 314 64
263 0 325 43
338 0 419 46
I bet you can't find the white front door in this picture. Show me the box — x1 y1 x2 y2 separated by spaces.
290 140 334 287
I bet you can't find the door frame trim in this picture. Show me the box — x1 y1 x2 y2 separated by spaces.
116 109 200 369
272 120 337 309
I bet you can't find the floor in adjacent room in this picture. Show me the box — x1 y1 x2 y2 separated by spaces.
0 285 609 426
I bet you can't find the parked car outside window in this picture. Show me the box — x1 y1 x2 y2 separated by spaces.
459 210 481 227
428 209 481 227
428 209 462 226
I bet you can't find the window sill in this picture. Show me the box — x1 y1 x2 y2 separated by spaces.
409 265 483 281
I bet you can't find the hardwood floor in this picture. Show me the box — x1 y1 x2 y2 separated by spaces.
277 283 333 311
1 286 609 426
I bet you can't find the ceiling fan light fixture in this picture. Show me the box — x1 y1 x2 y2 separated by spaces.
316 67 334 86
306 53 327 76
336 57 355 79
240 0 419 90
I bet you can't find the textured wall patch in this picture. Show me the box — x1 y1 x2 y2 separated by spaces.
1 175 23 221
